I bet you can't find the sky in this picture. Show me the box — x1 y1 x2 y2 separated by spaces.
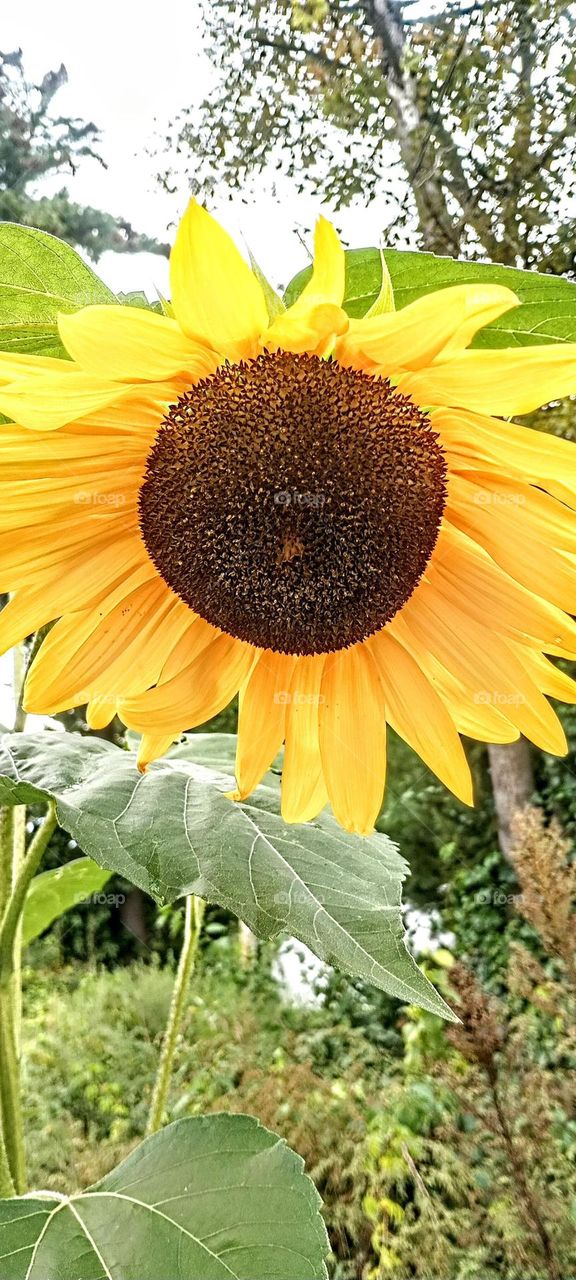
4 0 445 298
4 0 386 296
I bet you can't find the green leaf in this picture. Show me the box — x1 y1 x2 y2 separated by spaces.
248 251 286 321
0 1114 329 1279
168 732 252 772
284 247 576 346
22 856 112 947
0 223 115 359
117 289 161 312
0 732 454 1018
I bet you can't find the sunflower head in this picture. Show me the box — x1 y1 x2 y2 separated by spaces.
2 199 576 834
139 350 447 655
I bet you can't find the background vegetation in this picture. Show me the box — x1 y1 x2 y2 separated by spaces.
3 3 576 1276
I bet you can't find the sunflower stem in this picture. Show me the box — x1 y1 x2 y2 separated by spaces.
0 809 14 923
0 811 16 1199
146 895 205 1135
10 636 41 1056
13 627 50 735
0 802 57 1193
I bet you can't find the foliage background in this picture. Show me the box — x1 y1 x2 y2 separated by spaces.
2 3 576 1276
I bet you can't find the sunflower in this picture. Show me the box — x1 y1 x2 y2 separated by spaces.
1 202 576 835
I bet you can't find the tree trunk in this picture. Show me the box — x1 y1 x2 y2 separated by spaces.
487 740 534 857
367 0 461 254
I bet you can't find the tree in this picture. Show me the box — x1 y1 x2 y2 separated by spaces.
160 0 576 854
161 0 576 270
0 49 169 261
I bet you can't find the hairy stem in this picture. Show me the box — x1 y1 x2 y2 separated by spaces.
147 895 206 1135
0 802 57 1193
13 628 49 734
0 808 14 922
0 811 16 1199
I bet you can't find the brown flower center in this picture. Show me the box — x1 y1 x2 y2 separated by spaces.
139 351 446 655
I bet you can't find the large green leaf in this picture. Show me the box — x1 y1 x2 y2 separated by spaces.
0 223 115 359
22 857 112 947
0 732 454 1018
167 732 282 788
284 247 576 346
0 1114 329 1279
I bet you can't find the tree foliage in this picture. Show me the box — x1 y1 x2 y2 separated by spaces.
161 0 576 270
0 49 168 260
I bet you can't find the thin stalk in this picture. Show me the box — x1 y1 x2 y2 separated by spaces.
0 810 16 1199
11 636 38 1046
13 628 49 734
147 896 206 1135
11 807 27 1054
0 809 14 922
12 645 27 735
0 802 57 1193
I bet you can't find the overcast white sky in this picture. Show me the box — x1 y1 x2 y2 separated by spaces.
5 0 444 299
5 0 383 295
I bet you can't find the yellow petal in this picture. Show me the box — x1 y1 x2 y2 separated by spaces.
0 422 151 478
154 615 215 684
58 306 218 382
169 199 268 359
86 694 117 730
399 345 576 415
368 630 473 805
295 217 345 310
509 645 576 705
0 533 145 655
401 586 567 755
448 472 576 553
0 370 134 430
25 576 192 713
264 218 347 356
336 284 517 373
390 616 520 744
0 351 78 379
318 645 386 835
437 287 519 355
137 733 178 771
365 249 395 317
433 407 576 501
264 302 348 356
234 650 297 800
433 521 576 655
119 631 254 735
281 655 328 824
0 477 139 537
446 475 576 621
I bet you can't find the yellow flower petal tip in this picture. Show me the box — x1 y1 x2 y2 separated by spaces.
3 200 576 834
170 198 268 356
